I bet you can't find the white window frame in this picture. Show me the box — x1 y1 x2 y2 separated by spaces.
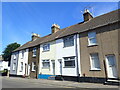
43 43 50 51
20 62 23 72
64 56 75 67
13 54 16 60
63 35 74 47
33 47 37 57
13 63 16 71
88 32 97 46
90 53 101 70
42 60 50 68
21 50 24 59
31 62 36 71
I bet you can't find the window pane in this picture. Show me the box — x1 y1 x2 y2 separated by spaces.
65 60 75 67
89 38 97 45
63 36 74 47
108 56 115 66
64 57 75 67
88 32 97 45
90 53 100 69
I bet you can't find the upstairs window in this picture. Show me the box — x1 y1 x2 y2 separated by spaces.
90 53 101 70
13 63 16 71
63 36 74 47
13 54 16 60
88 32 97 46
33 47 37 57
64 56 75 67
42 60 50 68
43 44 50 51
20 62 23 71
21 50 24 59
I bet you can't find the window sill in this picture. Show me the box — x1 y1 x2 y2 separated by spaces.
63 45 74 48
42 67 50 69
89 69 101 71
63 66 75 68
31 70 35 72
87 44 98 47
42 50 50 52
32 55 36 58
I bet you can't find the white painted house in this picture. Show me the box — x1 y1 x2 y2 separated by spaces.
0 55 9 71
10 49 29 76
55 34 81 77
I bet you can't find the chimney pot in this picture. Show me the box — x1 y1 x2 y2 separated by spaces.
32 33 40 41
83 9 93 22
51 24 60 33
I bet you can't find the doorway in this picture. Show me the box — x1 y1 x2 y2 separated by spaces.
106 55 118 78
52 61 55 75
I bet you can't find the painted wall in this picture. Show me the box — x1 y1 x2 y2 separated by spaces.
39 41 56 75
0 61 9 71
10 52 19 75
17 49 29 76
56 34 81 76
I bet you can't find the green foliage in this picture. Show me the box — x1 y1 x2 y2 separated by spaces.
2 42 20 62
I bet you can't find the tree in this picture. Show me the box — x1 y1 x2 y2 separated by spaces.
2 42 20 66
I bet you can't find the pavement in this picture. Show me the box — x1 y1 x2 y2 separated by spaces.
1 76 119 89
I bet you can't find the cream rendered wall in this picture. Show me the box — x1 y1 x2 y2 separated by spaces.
39 41 56 75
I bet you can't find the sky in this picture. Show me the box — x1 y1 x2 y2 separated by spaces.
1 2 119 54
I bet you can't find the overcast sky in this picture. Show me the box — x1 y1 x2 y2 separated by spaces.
1 2 119 54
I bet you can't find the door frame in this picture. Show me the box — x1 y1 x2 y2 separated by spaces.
58 59 62 75
51 60 55 75
105 54 118 78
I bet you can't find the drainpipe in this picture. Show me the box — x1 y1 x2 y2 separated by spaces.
75 34 80 82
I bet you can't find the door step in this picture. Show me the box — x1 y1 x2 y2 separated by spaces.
48 76 56 80
104 79 120 86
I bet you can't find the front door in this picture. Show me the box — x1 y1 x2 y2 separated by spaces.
106 55 118 78
52 61 55 75
58 59 62 75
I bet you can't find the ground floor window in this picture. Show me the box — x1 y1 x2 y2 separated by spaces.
13 63 16 71
64 56 75 67
42 60 50 68
90 53 101 70
32 62 36 71
20 62 23 71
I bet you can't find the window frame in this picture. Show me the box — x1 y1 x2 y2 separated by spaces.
42 60 50 69
31 62 36 71
21 50 24 59
32 47 37 57
43 43 50 52
13 63 16 71
64 56 75 67
90 53 101 70
88 31 97 46
20 62 23 72
63 35 74 47
13 54 16 60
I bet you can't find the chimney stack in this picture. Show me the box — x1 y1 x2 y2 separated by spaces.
83 9 93 22
51 24 60 33
32 33 40 41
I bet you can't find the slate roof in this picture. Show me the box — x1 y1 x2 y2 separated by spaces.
13 9 120 52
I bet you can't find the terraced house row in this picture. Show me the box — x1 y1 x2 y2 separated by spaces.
10 9 120 83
